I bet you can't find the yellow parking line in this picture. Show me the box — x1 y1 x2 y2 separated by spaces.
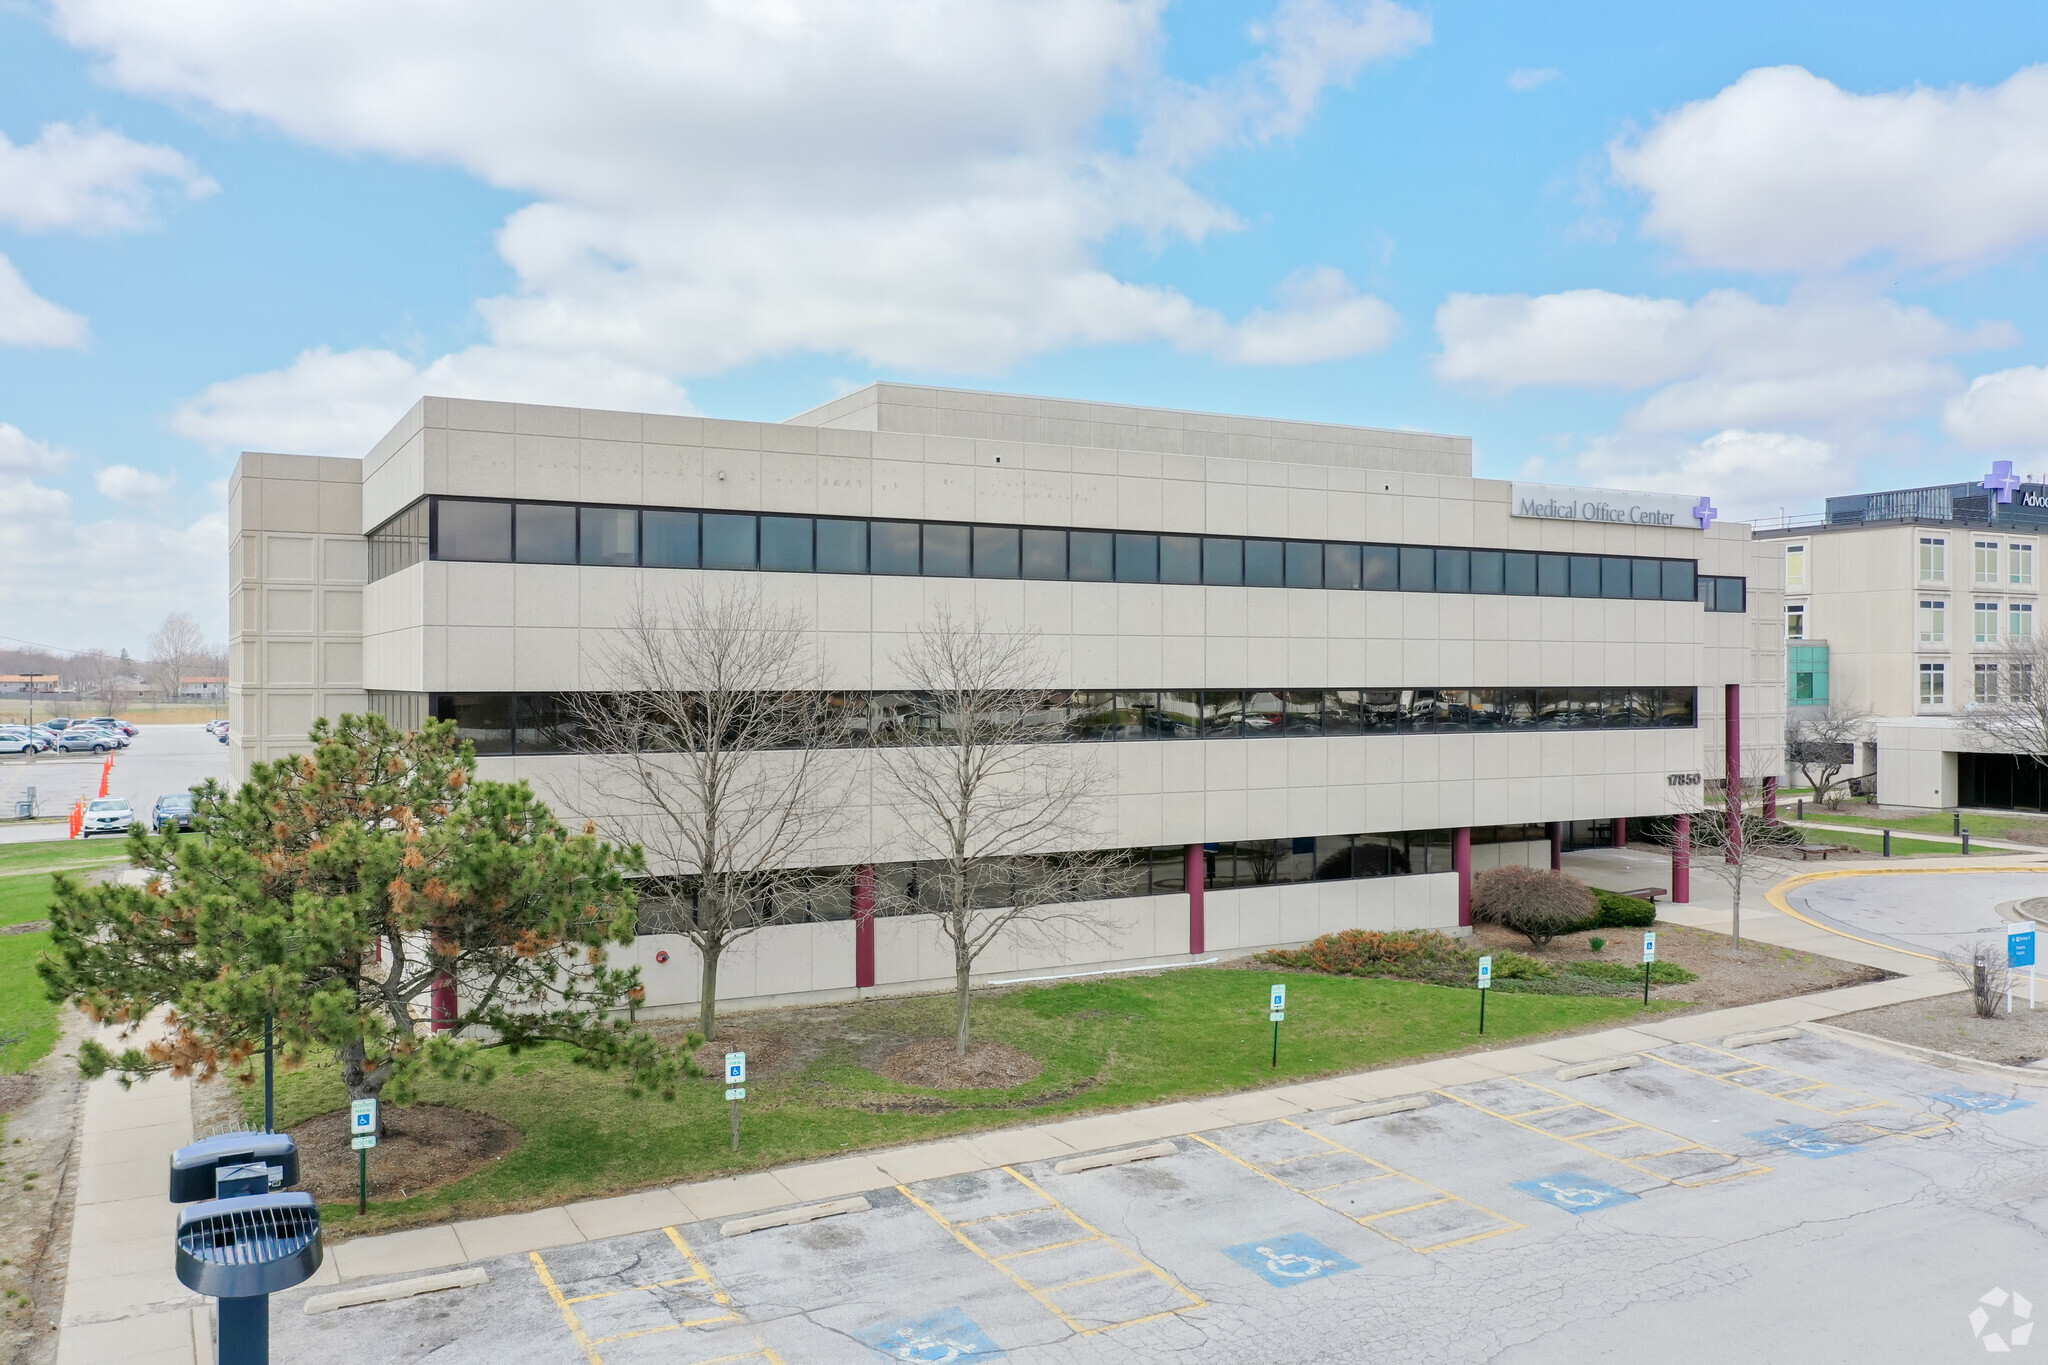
1040 1266 1151 1294
531 1251 607 1365
565 1272 707 1304
1438 1079 1770 1188
993 1235 1095 1261
664 1226 734 1306
1644 1049 1936 1133
1356 1196 1452 1222
532 1229 758 1365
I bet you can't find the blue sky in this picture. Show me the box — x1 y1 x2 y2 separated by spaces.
6 0 2048 652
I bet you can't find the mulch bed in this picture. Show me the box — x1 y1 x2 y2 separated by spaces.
286 1104 521 1204
683 1026 802 1079
1470 921 1891 1009
1833 992 2048 1068
877 1039 1044 1090
0 1072 37 1115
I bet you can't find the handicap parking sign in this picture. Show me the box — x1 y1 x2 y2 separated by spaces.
1222 1233 1360 1287
1512 1171 1640 1215
1933 1088 2034 1116
854 1307 1005 1362
1748 1123 1863 1159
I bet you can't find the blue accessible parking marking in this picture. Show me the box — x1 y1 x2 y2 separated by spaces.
1221 1233 1360 1287
1748 1124 1863 1159
855 1307 1005 1362
1511 1172 1640 1215
1933 1089 2034 1116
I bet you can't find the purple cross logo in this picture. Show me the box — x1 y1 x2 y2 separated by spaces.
1984 460 2021 504
1692 496 1719 529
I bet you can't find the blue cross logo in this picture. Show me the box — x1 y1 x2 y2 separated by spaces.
1984 460 2022 504
1691 496 1719 529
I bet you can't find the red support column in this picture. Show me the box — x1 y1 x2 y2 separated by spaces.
853 864 876 990
1725 682 1742 863
1454 827 1473 927
1548 821 1563 871
1186 844 1206 955
431 974 456 1033
1611 817 1628 848
1763 775 1778 822
1673 813 1691 904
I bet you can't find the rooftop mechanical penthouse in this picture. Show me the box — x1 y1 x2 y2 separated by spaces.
228 384 1784 1014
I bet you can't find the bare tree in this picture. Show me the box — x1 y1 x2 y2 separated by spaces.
1957 631 2048 778
67 650 119 705
1939 940 2015 1019
876 608 1118 1055
1662 745 1797 950
565 583 853 1041
146 612 207 701
1785 699 1870 807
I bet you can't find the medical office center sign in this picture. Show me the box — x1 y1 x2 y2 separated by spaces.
1511 483 1716 531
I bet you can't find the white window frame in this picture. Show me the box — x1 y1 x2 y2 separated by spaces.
1920 661 1946 706
1921 536 1947 583
1976 601 2000 645
2012 602 2034 640
1975 539 2001 585
1785 604 1806 639
1975 662 1999 703
2012 542 2035 588
1918 598 1946 645
1784 544 1806 590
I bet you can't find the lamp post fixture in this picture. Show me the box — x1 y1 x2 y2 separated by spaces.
24 672 45 732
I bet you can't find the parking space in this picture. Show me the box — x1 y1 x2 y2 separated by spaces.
270 1034 2048 1363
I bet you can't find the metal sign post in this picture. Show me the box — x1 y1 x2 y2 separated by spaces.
1268 985 1286 1068
1476 956 1492 1034
2008 922 2037 1013
349 1098 378 1215
725 1052 747 1150
1641 932 1658 1005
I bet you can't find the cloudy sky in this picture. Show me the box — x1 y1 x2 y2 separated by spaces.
6 0 2048 652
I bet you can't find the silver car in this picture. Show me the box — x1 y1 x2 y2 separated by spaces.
53 728 118 754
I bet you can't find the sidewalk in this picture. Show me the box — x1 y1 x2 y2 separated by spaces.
52 864 1971 1365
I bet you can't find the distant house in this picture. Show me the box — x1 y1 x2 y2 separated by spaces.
179 676 228 700
0 674 59 696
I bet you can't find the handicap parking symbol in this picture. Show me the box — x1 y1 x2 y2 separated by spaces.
1748 1123 1863 1159
855 1307 1005 1362
1512 1171 1640 1215
1933 1088 2034 1116
1221 1233 1361 1287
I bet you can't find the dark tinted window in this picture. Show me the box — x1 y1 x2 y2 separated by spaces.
872 521 920 574
1537 553 1568 596
438 499 511 562
643 510 699 567
1282 690 1323 736
1662 559 1695 602
1201 690 1243 737
1718 576 1747 612
1244 540 1283 587
1067 691 1117 740
1360 690 1400 732
1244 690 1285 735
579 507 637 566
1325 688 1362 735
1399 689 1435 733
817 518 867 573
1160 535 1201 583
1504 552 1537 595
1601 556 1631 599
703 513 758 569
514 693 583 755
1284 542 1322 589
1070 530 1113 581
1203 538 1243 586
1435 548 1471 593
1632 558 1662 600
923 524 970 576
1399 546 1434 592
1362 544 1399 590
1115 533 1158 583
1324 543 1362 590
1569 555 1600 597
1157 690 1201 737
1470 550 1504 594
1022 528 1066 580
434 693 511 756
973 525 1020 578
515 503 577 563
760 516 814 572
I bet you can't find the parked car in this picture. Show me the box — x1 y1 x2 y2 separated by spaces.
80 797 136 836
36 718 83 732
53 728 117 754
152 792 197 833
215 722 230 745
87 717 138 737
0 728 44 755
204 719 229 737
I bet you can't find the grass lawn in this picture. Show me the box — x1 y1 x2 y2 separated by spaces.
241 968 1669 1234
0 841 127 878
0 933 56 1073
1800 826 1986 857
1794 808 2048 842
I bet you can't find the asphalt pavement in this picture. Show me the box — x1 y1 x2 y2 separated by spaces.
1782 868 2046 959
0 723 230 841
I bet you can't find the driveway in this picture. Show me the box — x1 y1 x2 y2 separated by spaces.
1779 868 2046 961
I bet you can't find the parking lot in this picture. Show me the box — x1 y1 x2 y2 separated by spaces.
273 1030 2048 1362
0 723 229 840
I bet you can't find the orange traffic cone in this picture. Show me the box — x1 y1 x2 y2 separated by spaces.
69 800 83 839
99 757 112 798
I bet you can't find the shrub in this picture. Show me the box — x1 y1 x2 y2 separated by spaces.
1590 889 1656 930
1568 960 1698 986
1588 936 1607 954
1472 865 1596 949
1260 929 1472 983
1488 949 1555 980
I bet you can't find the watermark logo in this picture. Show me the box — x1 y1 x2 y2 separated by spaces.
1970 1287 2033 1352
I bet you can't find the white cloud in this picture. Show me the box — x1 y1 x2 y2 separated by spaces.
1574 429 1856 520
1507 67 1560 92
94 463 177 504
54 0 1425 376
1435 287 2011 433
1611 64 2048 273
0 422 71 474
0 252 89 348
0 120 216 234
1210 265 1398 364
172 344 694 457
1946 365 2048 451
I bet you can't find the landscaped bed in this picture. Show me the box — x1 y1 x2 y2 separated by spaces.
1831 993 2048 1068
214 965 1674 1235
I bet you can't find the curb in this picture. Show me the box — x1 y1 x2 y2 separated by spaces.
1803 1021 2048 1089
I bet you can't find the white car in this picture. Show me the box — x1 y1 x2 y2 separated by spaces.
0 728 44 755
80 798 137 836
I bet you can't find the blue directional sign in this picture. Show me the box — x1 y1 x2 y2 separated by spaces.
856 1308 1005 1361
2009 921 2037 968
1222 1233 1360 1287
1512 1171 1640 1215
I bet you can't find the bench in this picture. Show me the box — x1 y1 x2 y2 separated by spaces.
1618 887 1666 904
1792 844 1849 861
